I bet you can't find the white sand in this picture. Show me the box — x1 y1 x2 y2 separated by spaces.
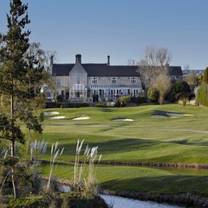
49 116 66 120
115 118 134 122
72 116 90 121
44 111 60 116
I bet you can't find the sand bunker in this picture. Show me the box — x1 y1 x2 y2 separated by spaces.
44 111 60 116
72 116 90 121
120 119 134 122
49 116 66 120
151 110 193 119
114 118 134 122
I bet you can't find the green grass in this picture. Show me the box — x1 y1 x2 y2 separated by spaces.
37 104 208 195
41 164 208 195
40 104 208 164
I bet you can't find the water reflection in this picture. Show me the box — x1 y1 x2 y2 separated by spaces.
101 195 184 208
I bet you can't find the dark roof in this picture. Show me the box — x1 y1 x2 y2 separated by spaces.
83 64 139 76
167 66 183 76
52 63 140 77
52 64 74 76
52 63 182 77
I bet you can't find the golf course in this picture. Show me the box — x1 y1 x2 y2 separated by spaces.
39 104 208 196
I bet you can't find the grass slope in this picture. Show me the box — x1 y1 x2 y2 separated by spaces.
41 104 208 164
38 104 208 195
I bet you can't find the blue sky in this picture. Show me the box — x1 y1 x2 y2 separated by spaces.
1 0 208 69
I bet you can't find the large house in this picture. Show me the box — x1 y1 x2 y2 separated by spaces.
51 54 182 103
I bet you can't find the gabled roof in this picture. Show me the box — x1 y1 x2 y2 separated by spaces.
52 63 182 77
52 63 140 77
52 64 74 76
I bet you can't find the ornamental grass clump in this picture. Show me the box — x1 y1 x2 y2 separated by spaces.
73 140 102 197
46 142 64 192
30 140 48 162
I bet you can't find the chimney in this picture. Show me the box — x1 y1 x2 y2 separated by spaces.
107 55 110 65
50 55 54 66
76 54 82 64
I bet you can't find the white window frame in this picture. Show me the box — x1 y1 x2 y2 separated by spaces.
92 77 98 84
112 77 117 84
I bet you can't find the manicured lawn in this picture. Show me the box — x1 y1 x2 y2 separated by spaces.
37 104 208 195
41 164 208 195
40 104 208 164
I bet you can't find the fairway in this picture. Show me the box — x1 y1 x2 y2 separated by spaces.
42 104 208 164
39 104 208 196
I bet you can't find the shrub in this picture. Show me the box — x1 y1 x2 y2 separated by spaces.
167 80 191 103
147 87 159 103
197 84 208 106
115 96 131 107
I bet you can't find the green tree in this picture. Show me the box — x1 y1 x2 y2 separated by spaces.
147 87 159 103
0 0 49 198
196 68 208 107
203 67 208 84
197 84 208 106
168 81 191 105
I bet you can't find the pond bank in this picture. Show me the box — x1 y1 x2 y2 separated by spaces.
41 159 208 170
52 178 208 208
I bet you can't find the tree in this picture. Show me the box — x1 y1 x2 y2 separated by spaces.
197 84 208 106
147 87 159 103
153 73 171 104
168 81 191 106
0 0 49 198
138 46 171 91
184 71 200 90
197 68 208 106
203 67 208 84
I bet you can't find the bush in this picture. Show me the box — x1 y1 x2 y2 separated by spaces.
167 81 191 103
1 162 42 198
130 96 147 105
197 84 208 106
147 87 159 103
7 193 108 208
115 96 131 107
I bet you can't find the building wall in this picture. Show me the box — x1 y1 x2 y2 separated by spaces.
54 76 69 95
69 63 88 100
53 67 143 102
88 76 141 86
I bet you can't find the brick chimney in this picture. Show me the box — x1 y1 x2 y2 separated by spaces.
107 55 110 66
76 54 82 64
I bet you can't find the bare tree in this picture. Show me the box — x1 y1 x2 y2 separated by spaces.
138 46 171 91
153 73 171 104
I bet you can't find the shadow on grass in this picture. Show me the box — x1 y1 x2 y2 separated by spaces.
168 138 208 146
99 108 115 113
100 175 208 194
53 138 158 156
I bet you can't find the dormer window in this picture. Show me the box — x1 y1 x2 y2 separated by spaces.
92 77 97 84
112 77 117 84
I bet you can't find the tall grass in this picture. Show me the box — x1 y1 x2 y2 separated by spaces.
73 139 102 197
46 142 64 192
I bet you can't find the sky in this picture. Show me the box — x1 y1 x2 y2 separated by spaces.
0 0 208 69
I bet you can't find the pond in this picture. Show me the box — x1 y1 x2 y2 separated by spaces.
101 194 183 208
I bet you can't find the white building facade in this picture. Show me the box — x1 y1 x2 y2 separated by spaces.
52 54 143 103
51 54 182 103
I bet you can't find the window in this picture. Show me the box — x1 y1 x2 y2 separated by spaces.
92 77 97 84
56 79 61 88
131 77 136 84
112 77 117 84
